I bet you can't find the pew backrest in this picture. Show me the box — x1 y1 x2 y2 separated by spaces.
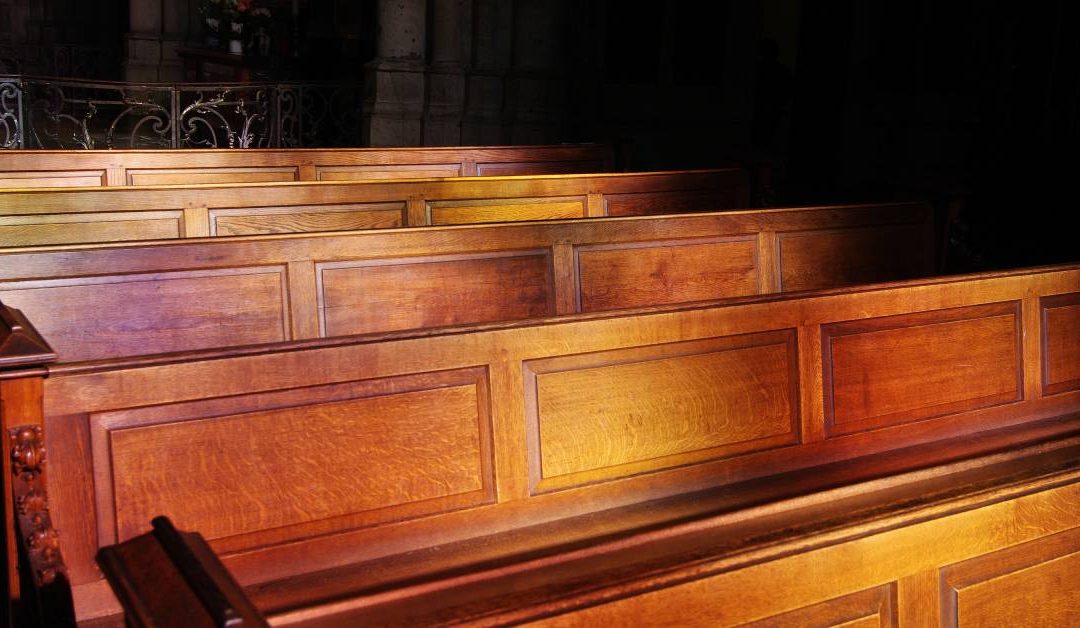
0 202 933 363
0 144 614 188
14 263 1079 621
0 169 749 246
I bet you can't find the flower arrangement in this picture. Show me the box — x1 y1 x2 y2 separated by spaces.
201 0 272 51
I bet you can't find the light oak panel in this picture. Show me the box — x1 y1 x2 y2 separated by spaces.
575 237 759 312
779 224 930 291
315 163 463 180
0 212 182 245
476 161 607 176
317 252 555 336
209 203 406 235
940 527 1080 628
0 170 107 187
93 368 493 544
604 190 743 217
743 585 897 628
0 268 289 362
525 331 798 492
1041 293 1080 396
823 303 1022 435
126 168 299 186
429 199 587 225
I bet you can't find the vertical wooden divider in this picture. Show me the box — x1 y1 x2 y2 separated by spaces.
489 358 529 502
757 231 781 294
585 193 605 217
898 569 940 626
552 243 578 315
181 206 211 238
1022 296 1042 401
406 198 429 226
104 167 125 186
461 160 478 176
798 324 826 443
286 261 320 340
298 164 317 181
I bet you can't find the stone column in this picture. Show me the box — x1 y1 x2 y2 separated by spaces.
504 0 567 143
423 0 471 145
363 0 427 146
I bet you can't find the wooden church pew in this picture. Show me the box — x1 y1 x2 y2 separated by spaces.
0 202 933 363
1 263 1077 625
0 169 749 247
0 144 614 188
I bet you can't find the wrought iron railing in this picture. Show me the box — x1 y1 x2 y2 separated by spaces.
0 76 362 149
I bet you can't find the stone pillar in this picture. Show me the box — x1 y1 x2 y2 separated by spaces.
423 0 471 145
124 0 190 82
504 0 567 143
363 0 427 146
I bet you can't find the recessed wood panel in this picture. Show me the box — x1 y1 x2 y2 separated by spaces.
823 303 1021 435
0 212 182 246
604 190 743 216
210 203 406 236
526 331 798 492
126 168 298 186
0 170 107 187
1041 293 1080 396
318 251 555 336
316 163 462 180
779 225 929 291
743 584 896 628
429 199 586 225
0 267 288 362
940 527 1080 628
94 368 493 544
476 161 606 176
576 237 759 312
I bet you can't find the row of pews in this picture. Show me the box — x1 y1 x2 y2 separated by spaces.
0 144 1077 627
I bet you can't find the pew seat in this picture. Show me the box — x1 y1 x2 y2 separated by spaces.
1 263 1077 625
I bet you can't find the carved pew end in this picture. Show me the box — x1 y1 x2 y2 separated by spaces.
96 517 267 628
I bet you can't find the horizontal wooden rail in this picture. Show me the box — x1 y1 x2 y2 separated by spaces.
0 169 749 246
0 144 614 188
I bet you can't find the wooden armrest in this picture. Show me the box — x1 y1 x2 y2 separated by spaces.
97 516 268 628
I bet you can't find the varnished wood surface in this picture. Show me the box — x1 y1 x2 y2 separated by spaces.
0 169 750 246
0 145 613 188
21 264 1078 624
0 202 933 364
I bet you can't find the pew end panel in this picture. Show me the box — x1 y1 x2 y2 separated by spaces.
17 264 1078 624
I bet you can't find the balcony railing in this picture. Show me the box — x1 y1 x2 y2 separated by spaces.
0 76 362 149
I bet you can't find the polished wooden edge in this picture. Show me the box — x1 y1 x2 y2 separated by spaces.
0 301 57 372
0 143 611 157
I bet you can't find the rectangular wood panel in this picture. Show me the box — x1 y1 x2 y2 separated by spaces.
126 168 299 186
604 190 743 216
742 584 896 628
1041 293 1080 396
576 237 759 312
475 161 606 176
823 303 1022 435
525 331 798 492
0 267 289 362
92 368 493 544
316 164 463 180
318 252 555 336
210 203 406 235
779 225 930 291
940 527 1080 628
429 200 586 225
0 170 107 187
0 212 182 246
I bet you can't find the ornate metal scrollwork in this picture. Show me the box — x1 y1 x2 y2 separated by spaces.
0 78 21 148
8 425 68 587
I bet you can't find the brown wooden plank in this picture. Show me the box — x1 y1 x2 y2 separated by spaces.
1042 293 1080 396
780 224 931 291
